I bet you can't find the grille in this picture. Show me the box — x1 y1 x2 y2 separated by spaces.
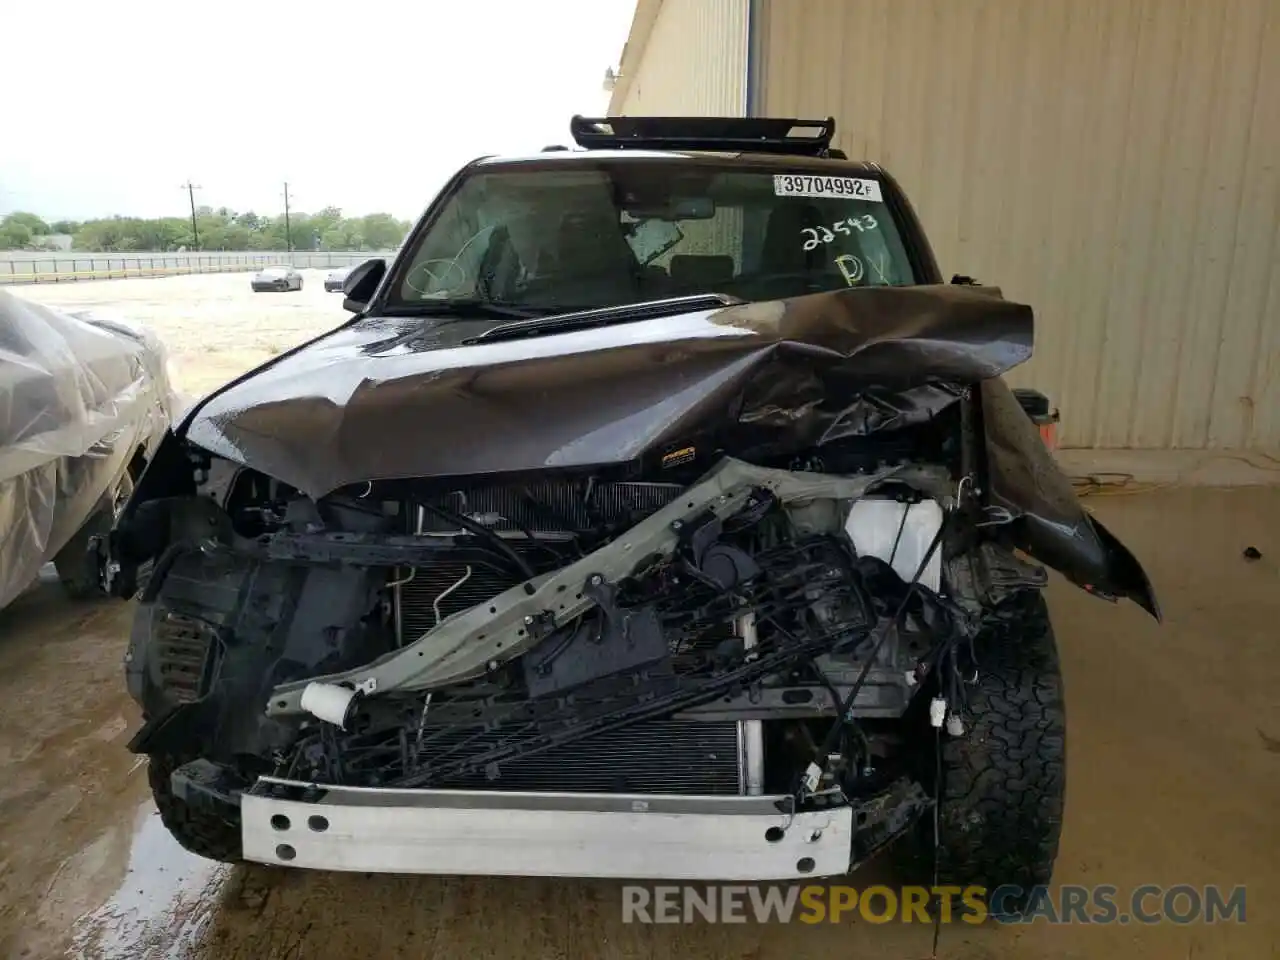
410 718 744 795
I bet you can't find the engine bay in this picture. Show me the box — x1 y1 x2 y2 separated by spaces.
121 438 1047 819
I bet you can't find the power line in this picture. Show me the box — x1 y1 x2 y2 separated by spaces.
283 181 293 253
180 180 201 249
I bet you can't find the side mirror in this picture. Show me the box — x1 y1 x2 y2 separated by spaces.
342 258 387 313
1012 388 1060 451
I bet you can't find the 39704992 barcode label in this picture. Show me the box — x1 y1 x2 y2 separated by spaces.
773 174 883 202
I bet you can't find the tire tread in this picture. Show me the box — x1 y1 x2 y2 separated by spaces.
148 756 243 863
936 593 1066 909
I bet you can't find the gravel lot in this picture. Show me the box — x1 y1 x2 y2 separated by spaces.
17 271 350 399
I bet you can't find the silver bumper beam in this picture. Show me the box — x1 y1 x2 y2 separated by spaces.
242 778 855 880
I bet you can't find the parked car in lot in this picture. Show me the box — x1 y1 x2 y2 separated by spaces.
111 116 1158 912
324 266 351 292
0 289 175 610
251 265 303 292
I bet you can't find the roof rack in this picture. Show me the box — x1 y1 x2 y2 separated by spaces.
568 115 839 157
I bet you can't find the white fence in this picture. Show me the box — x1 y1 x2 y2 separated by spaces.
0 251 393 285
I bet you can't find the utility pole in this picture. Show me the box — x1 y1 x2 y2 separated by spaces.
283 181 293 253
180 180 201 249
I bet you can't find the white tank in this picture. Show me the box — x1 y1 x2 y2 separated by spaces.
844 498 945 592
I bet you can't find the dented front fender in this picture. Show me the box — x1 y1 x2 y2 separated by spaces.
980 378 1160 619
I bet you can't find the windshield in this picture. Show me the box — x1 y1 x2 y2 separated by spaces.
388 161 918 313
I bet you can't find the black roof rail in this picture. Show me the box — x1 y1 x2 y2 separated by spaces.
568 115 839 157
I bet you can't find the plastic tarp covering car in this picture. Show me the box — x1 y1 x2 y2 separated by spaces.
0 289 175 609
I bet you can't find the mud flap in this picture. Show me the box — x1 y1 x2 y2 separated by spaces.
126 699 217 756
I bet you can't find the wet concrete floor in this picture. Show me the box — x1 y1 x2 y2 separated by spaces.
1 486 1277 959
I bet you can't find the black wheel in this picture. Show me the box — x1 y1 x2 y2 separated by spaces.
53 470 134 599
932 592 1066 916
148 755 243 863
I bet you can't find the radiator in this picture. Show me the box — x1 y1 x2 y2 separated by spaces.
396 478 683 643
398 558 516 645
413 718 746 795
390 477 756 797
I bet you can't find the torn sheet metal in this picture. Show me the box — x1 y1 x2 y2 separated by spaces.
0 290 175 609
181 284 1034 496
167 282 1155 618
980 377 1160 618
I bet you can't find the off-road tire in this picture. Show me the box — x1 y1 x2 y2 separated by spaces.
934 592 1066 915
148 755 243 863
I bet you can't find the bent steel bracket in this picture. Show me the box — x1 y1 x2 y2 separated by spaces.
265 458 950 717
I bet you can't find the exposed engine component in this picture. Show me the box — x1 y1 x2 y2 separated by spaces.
416 479 685 536
279 485 954 796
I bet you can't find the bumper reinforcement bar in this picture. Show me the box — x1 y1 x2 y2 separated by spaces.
242 777 856 880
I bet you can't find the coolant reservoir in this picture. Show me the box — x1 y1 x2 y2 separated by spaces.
844 499 944 592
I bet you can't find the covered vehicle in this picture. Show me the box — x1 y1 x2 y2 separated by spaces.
0 289 175 610
323 266 351 293
110 117 1157 909
251 265 303 292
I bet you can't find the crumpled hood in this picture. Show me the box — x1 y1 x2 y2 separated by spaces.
162 283 1157 616
184 285 1032 496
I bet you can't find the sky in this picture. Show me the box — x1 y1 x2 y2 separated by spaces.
0 0 636 222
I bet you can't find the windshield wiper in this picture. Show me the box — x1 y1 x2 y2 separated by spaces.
468 294 741 344
383 299 547 321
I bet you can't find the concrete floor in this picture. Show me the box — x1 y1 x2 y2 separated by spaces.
1 486 1277 959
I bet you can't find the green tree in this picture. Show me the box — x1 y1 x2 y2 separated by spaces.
50 219 80 235
48 206 409 252
311 206 343 240
321 222 362 250
4 211 50 235
359 213 409 250
0 220 33 249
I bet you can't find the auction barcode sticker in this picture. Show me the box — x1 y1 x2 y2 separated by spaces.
773 174 883 202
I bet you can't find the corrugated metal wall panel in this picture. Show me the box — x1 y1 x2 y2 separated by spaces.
616 0 748 117
760 0 1280 449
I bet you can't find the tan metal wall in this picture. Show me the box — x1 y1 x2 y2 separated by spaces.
759 0 1279 449
610 0 748 117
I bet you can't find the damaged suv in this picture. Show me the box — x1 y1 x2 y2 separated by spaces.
108 117 1158 902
